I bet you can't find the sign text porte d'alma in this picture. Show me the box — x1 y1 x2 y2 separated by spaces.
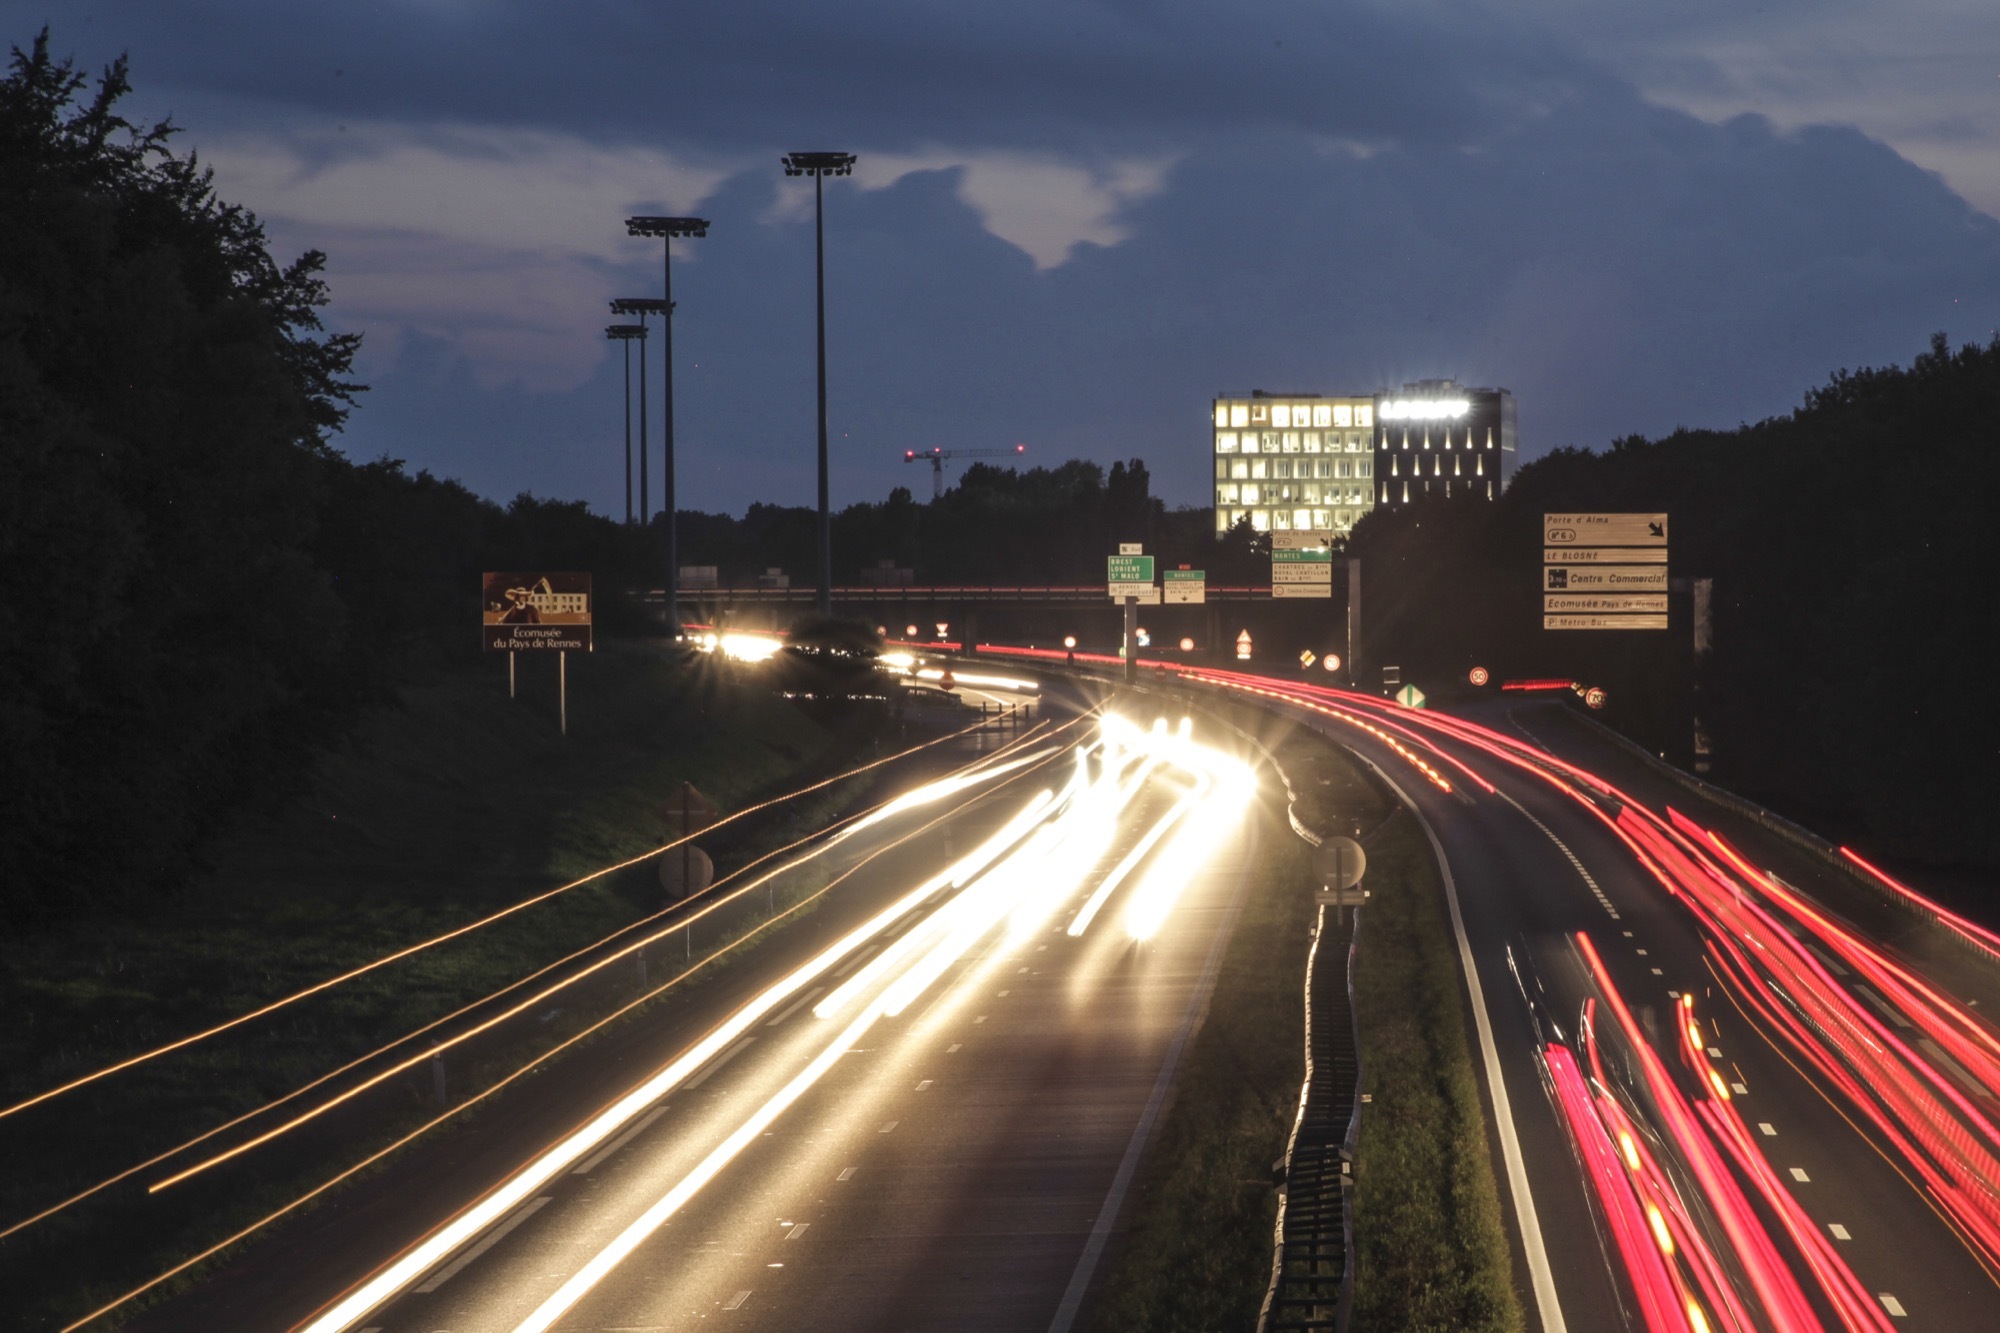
482 571 593 651
1542 514 1667 632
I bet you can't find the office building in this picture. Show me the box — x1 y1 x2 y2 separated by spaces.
1210 392 1379 535
1373 380 1516 507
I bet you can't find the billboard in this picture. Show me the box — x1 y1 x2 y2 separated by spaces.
482 572 593 652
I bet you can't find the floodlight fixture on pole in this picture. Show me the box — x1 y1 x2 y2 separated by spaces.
610 297 670 526
605 323 647 524
622 217 709 637
781 152 857 616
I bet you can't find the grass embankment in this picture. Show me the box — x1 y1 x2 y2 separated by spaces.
0 643 885 1329
1079 705 1520 1333
1351 808 1523 1332
1080 804 1314 1333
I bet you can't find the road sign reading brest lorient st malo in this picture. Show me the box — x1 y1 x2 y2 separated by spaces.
1542 515 1667 630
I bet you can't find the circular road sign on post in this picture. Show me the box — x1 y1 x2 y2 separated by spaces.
1316 836 1367 890
1469 666 1490 686
1584 686 1608 710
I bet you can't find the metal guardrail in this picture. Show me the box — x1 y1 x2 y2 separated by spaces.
1260 905 1361 1332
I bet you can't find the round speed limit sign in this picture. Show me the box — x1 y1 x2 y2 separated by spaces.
1468 666 1490 686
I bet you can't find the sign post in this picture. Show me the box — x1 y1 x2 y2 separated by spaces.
1542 515 1668 631
1271 531 1333 599
484 573 593 731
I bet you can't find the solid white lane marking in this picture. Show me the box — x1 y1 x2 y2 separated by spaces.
879 1120 899 1134
1758 1123 1777 1136
413 1195 551 1292
575 1105 670 1174
683 1036 757 1089
1879 1294 1906 1317
723 1289 751 1310
1790 1167 1811 1182
787 1222 810 1240
916 1080 933 1091
1370 763 1569 1333
765 986 826 1027
947 1043 962 1053
1830 1223 1851 1240
837 1167 856 1181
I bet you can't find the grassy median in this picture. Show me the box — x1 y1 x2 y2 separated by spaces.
1351 809 1524 1332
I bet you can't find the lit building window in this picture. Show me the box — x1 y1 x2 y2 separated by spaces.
1231 404 1248 428
1250 458 1268 479
1217 483 1239 504
1271 458 1290 479
1273 404 1291 427
1262 431 1279 452
1313 405 1332 427
1303 432 1321 453
1358 460 1371 477
1283 431 1301 453
1242 432 1260 454
1215 458 1228 479
1242 483 1261 504
1217 431 1238 453
1230 459 1249 479
1250 402 1269 424
1251 509 1269 531
1301 482 1320 503
1333 403 1352 427
1214 403 1228 428
1356 405 1373 428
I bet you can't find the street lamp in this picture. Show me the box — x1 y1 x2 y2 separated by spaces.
603 323 647 524
610 297 670 528
623 217 709 637
781 151 856 617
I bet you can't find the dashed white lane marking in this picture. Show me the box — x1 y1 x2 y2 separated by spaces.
837 1167 856 1181
1790 1167 1811 1182
1651 968 1664 976
947 1043 962 1053
974 1015 988 1024
765 986 825 1026
1707 1047 1723 1059
1036 945 1048 951
998 989 1012 997
1018 966 1030 974
787 1222 810 1240
1758 1123 1777 1136
1879 1294 1907 1317
683 1036 757 1089
916 1079 933 1091
1917 1036 1997 1100
831 944 880 979
1853 983 1913 1027
1636 949 1649 956
1830 1223 1851 1240
1731 1082 1749 1095
575 1105 670 1173
723 1289 752 1311
879 1120 899 1134
413 1195 551 1292
1492 788 1620 921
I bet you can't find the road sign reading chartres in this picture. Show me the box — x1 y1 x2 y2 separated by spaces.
1163 568 1206 604
1271 531 1333 599
1543 513 1667 546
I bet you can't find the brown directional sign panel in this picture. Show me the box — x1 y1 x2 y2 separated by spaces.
482 572 593 651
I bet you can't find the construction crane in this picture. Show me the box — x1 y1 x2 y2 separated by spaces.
901 444 1027 499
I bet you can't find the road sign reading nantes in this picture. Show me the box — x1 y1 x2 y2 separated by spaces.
1542 514 1667 631
1271 531 1333 599
1164 568 1206 604
1107 553 1159 603
482 572 592 651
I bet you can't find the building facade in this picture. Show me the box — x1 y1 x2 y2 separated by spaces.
1373 380 1516 508
1210 393 1379 535
1212 382 1516 534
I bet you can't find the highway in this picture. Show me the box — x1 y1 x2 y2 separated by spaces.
120 699 1260 1333
1179 668 2000 1332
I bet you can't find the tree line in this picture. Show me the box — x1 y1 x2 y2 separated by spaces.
1347 332 2000 873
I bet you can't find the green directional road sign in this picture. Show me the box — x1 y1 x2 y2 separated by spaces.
1107 555 1155 582
1395 683 1426 709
